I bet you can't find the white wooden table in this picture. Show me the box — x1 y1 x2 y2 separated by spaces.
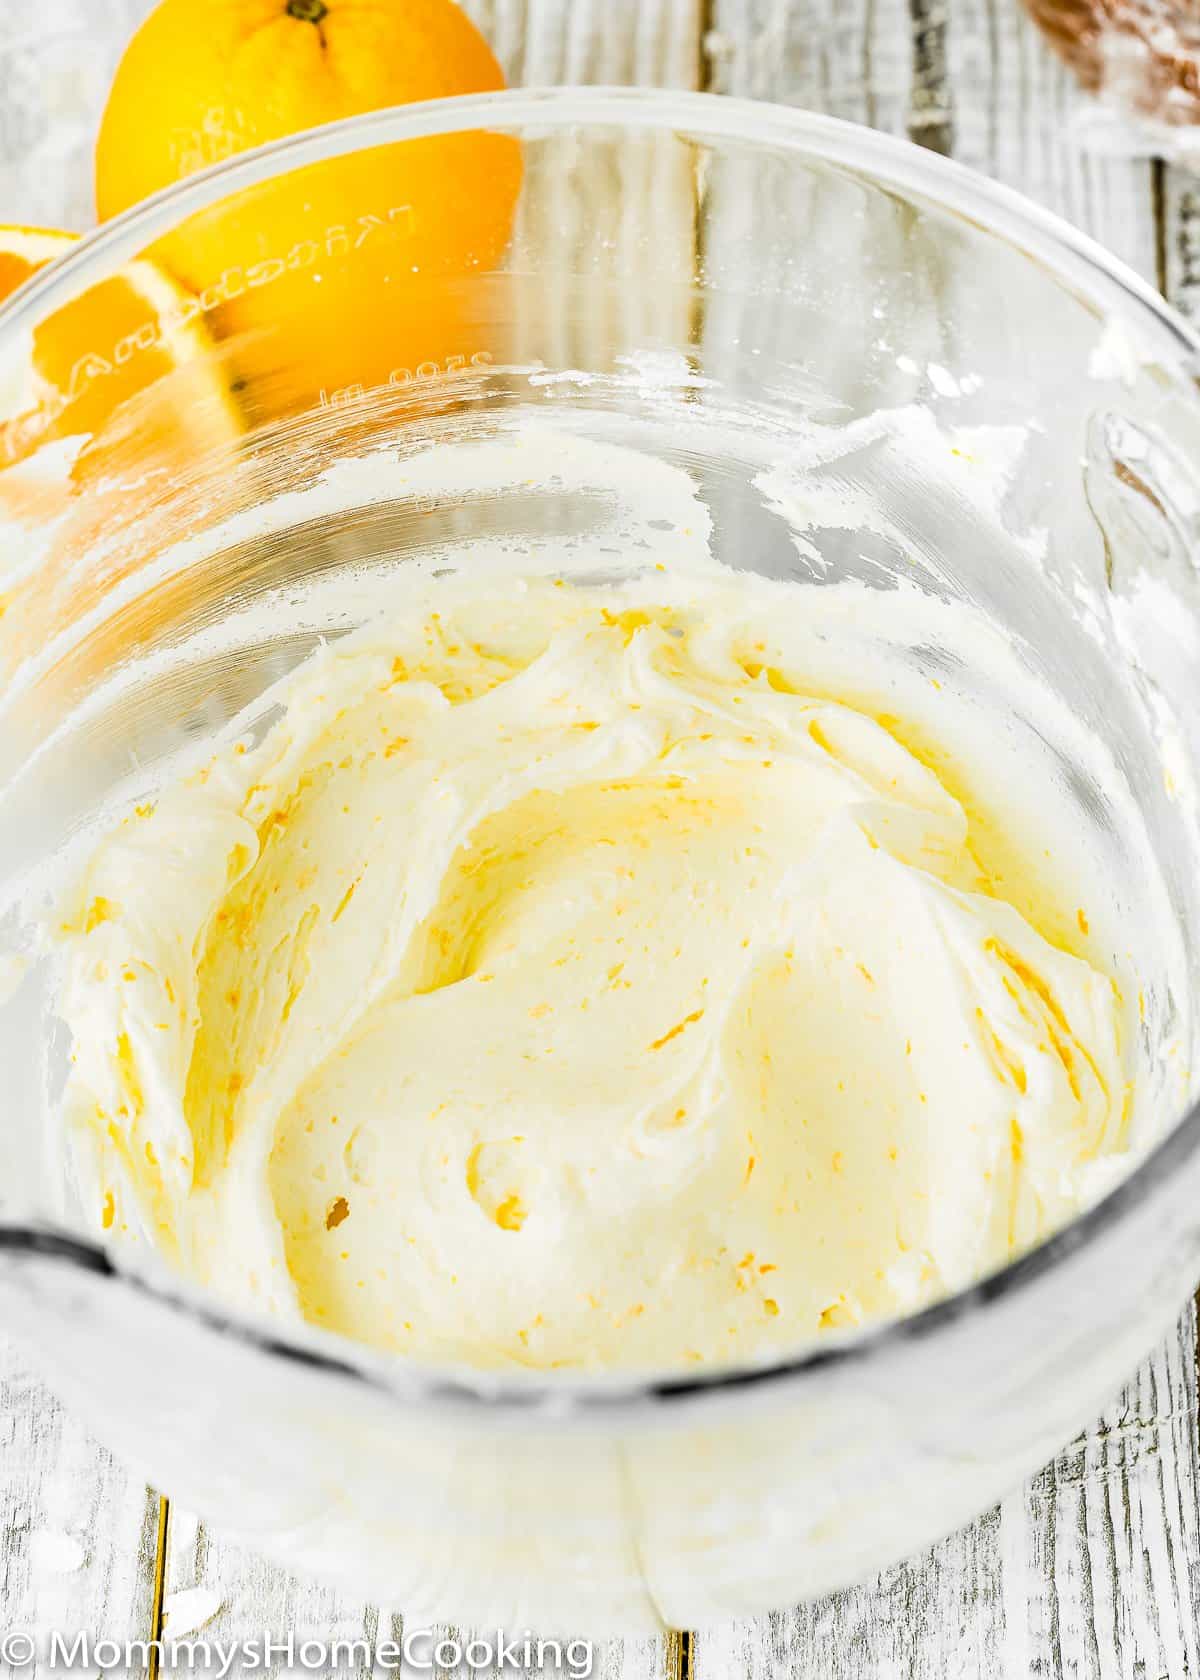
3 2 1200 1675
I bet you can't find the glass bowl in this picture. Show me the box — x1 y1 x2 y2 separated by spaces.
2 87 1200 1634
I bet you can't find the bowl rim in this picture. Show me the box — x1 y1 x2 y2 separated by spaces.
5 84 1200 1418
2 84 1198 361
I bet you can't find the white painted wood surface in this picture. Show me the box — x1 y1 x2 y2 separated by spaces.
0 1347 161 1680
3 1 1200 1677
701 6 1200 1677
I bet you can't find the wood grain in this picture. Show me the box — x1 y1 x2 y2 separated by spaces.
162 1508 380 1677
698 2 1200 1676
0 1338 159 1679
996 1315 1200 1680
703 0 911 135
696 1326 1200 1680
466 0 704 370
1163 162 1200 324
947 0 1158 282
463 0 702 88
0 0 157 232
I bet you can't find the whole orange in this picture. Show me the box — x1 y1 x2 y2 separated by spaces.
95 0 521 418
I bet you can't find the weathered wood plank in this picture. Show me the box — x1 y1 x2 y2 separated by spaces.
696 1327 1200 1680
0 10 166 1673
1163 164 1200 324
703 0 1158 282
162 1509 379 1678
947 0 1158 282
703 0 910 136
463 0 704 370
696 1518 1004 1679
695 4 1200 1678
150 4 700 1676
953 8 1200 1676
161 1530 666 1680
0 0 156 232
464 0 702 89
0 1337 159 1680
995 1313 1200 1680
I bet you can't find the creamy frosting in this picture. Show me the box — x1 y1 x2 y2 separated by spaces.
52 569 1134 1372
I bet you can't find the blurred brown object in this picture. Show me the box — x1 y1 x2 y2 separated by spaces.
1024 0 1200 127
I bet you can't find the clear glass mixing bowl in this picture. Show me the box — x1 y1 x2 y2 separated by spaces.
2 87 1200 1635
